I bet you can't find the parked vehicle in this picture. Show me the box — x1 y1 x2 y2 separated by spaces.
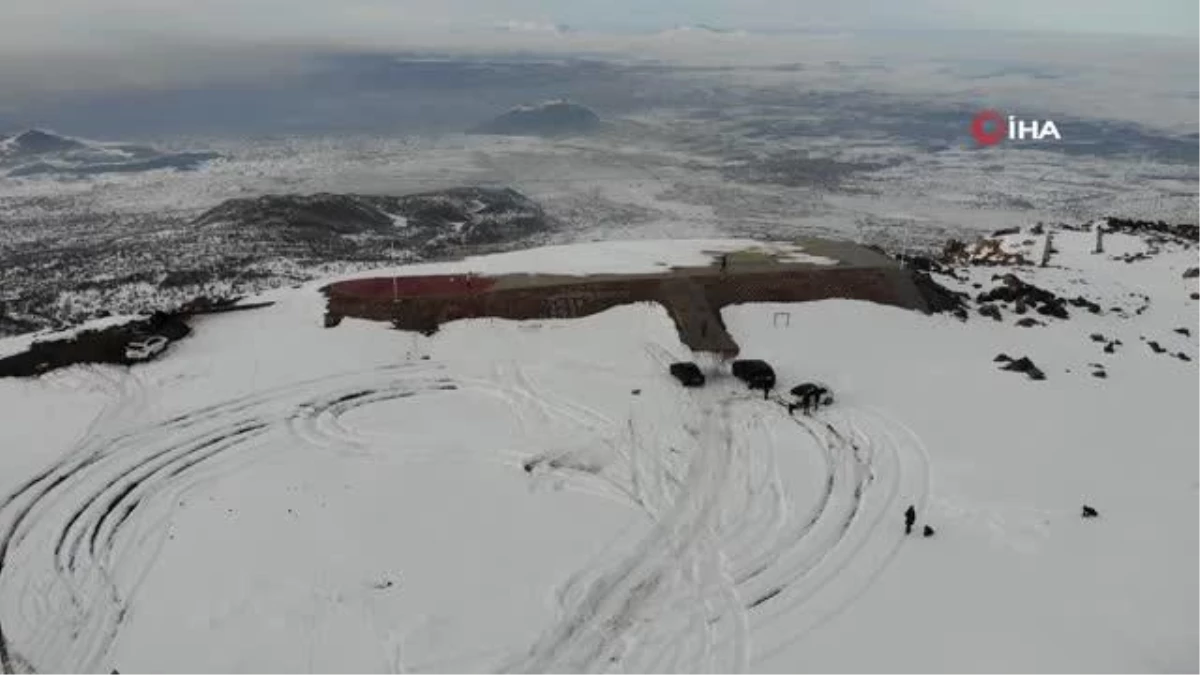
669 361 706 387
787 384 835 403
732 359 776 393
125 335 169 361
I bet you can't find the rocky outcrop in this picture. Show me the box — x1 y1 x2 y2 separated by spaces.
194 187 555 258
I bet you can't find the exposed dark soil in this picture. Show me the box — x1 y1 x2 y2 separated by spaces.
0 299 273 378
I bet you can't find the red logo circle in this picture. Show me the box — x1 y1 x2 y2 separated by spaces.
971 109 1006 146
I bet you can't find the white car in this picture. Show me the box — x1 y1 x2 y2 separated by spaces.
125 335 169 361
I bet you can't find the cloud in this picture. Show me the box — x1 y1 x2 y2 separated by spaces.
2 0 1196 57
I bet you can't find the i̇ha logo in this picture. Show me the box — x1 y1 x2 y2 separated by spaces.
970 109 1061 146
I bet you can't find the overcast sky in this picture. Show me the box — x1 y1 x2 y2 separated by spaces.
4 0 1198 54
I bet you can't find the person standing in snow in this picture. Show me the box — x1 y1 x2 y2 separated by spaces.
904 505 916 535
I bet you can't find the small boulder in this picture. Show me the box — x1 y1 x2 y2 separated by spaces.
1015 317 1043 328
1068 296 1103 314
1001 356 1046 381
1036 301 1070 320
1147 341 1167 354
1174 327 1191 336
1081 505 1099 518
1183 267 1199 279
994 353 1013 363
922 525 936 537
978 304 1002 321
1177 352 1193 362
1103 341 1117 354
1089 333 1106 342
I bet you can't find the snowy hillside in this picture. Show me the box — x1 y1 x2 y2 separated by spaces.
0 186 556 337
0 233 1195 672
0 129 220 178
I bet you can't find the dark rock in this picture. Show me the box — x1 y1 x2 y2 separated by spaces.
1103 217 1198 243
1148 341 1167 354
994 353 1013 363
1091 370 1107 378
631 389 642 395
978 273 1084 321
894 253 953 275
1183 267 1199 279
1174 327 1191 336
1001 356 1046 380
910 271 970 316
922 525 936 537
1036 301 1070 320
1089 333 1106 342
1015 317 1043 327
1192 293 1200 301
1177 352 1193 362
1081 505 1099 518
1029 223 1045 235
978 304 1002 321
991 226 1020 237
1068 296 1103 314
1103 341 1117 354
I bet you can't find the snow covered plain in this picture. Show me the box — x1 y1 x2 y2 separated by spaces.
0 234 1195 673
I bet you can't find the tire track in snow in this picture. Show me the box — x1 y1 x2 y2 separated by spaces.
500 395 744 674
0 362 460 674
499 375 929 673
743 405 931 665
1 350 930 674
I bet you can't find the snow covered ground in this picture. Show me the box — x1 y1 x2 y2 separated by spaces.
0 234 1195 673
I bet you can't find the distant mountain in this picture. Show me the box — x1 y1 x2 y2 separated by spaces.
0 129 89 156
470 100 601 137
0 128 220 178
195 186 555 257
494 20 571 34
657 25 749 38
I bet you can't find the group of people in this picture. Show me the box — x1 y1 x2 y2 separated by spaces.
905 505 935 537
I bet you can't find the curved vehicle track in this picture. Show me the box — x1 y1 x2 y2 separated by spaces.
0 357 928 674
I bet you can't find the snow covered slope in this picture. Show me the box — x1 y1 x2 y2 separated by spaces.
0 234 1194 673
0 129 220 178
